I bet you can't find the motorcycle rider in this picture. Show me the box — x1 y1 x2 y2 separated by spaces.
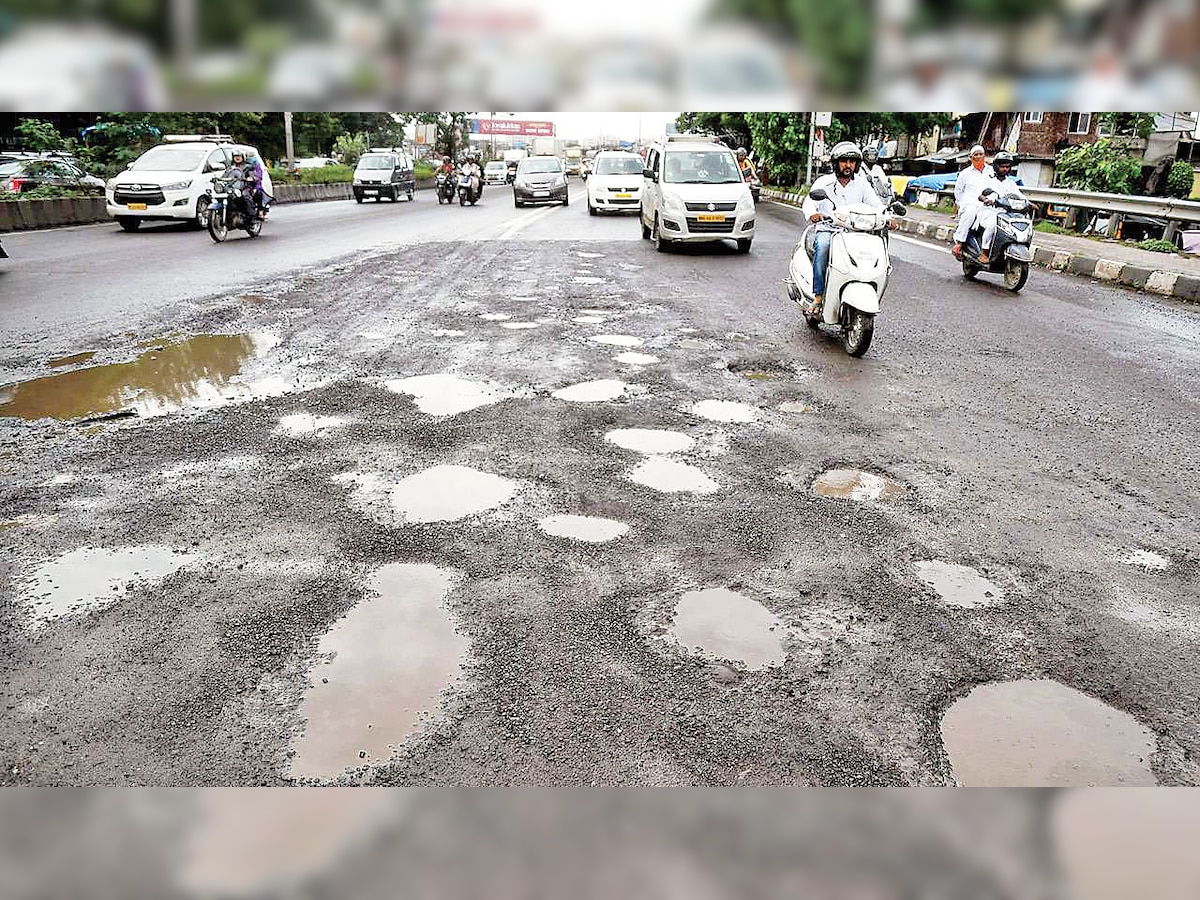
227 149 268 219
971 151 1025 266
801 141 887 317
861 145 893 202
736 147 758 182
244 150 273 219
460 152 483 202
951 144 993 260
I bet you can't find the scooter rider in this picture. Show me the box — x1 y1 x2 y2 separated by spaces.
801 141 886 317
460 152 483 201
861 145 892 202
951 144 993 259
971 151 1025 265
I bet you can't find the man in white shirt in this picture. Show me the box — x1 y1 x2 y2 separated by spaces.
971 151 1026 265
801 142 885 316
952 145 993 260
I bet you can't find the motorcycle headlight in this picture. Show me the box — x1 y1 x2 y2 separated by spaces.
161 180 192 191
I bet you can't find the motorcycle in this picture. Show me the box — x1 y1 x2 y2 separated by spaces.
436 171 456 204
207 171 264 243
457 172 481 206
961 189 1033 292
785 188 906 357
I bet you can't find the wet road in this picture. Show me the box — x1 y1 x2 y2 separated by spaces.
2 186 1199 788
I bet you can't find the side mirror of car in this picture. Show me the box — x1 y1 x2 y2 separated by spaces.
643 167 657 182
809 188 828 202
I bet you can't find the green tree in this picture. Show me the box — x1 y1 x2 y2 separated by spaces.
333 132 369 168
1054 139 1143 194
1096 113 1157 139
744 112 809 187
13 119 71 152
674 113 750 149
1165 160 1196 199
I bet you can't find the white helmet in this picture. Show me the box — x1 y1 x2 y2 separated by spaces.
830 141 862 173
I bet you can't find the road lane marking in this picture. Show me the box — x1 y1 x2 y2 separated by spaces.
494 185 582 239
889 233 952 255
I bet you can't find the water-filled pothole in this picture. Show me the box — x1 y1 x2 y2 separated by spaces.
478 313 511 321
386 374 508 417
812 468 904 501
276 413 345 436
289 563 468 779
629 457 718 494
690 400 758 424
605 428 695 455
1121 549 1170 570
552 380 626 403
22 546 199 628
614 352 659 365
727 358 795 380
573 316 605 324
538 515 630 543
389 465 518 523
914 561 1005 608
940 679 1157 786
0 333 280 421
778 401 813 414
572 276 606 285
589 335 643 348
47 351 97 369
669 588 785 670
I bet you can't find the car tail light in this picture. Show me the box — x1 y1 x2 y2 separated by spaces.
6 178 24 192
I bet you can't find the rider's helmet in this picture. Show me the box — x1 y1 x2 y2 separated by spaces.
830 141 862 175
992 150 1015 178
863 146 879 165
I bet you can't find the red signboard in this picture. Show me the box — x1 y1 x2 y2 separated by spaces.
471 119 555 137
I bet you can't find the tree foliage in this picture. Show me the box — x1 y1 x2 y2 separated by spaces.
1054 139 1143 195
1165 160 1196 199
1096 113 1157 140
744 113 810 187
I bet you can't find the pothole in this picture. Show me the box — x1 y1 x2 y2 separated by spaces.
21 546 200 629
385 374 509 417
589 334 643 348
727 358 795 381
572 276 606 285
614 352 659 366
47 351 96 369
552 380 626 403
679 339 712 350
778 401 813 414
289 563 468 779
1121 549 1170 570
629 457 719 494
914 561 1005 608
388 465 518 523
689 400 758 424
537 515 630 543
275 413 345 436
478 313 511 321
573 316 605 324
812 468 904 501
574 252 604 259
940 679 1157 786
0 333 285 421
668 587 785 670
500 322 540 330
605 428 695 455
429 329 466 337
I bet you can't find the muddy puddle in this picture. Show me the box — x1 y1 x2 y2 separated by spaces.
914 561 1004 609
276 413 345 436
573 316 605 324
940 679 1157 786
479 313 511 321
389 465 518 523
728 359 794 381
812 468 904 502
47 351 96 369
614 352 659 366
0 333 281 421
778 401 813 414
386 374 509 417
538 514 629 543
177 789 402 896
690 400 758 424
1121 549 1170 570
22 545 199 629
589 335 643 348
289 563 468 779
669 588 785 670
552 379 626 403
605 428 695 455
629 457 719 494
679 338 715 350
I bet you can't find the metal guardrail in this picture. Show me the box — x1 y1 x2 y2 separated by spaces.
1019 187 1200 225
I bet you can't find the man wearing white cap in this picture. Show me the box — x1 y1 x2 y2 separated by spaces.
952 145 993 259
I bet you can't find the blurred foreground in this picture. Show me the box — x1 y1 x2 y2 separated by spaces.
0 0 1196 110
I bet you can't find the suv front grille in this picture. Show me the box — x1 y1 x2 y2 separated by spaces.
685 201 737 212
114 187 166 206
685 217 736 234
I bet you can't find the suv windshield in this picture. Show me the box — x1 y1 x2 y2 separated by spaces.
356 155 394 170
130 146 209 172
518 159 561 174
663 150 742 184
595 156 644 176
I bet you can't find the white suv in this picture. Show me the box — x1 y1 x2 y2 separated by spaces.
106 135 257 232
639 135 755 253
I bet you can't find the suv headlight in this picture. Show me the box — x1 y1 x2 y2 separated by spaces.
161 180 192 191
736 193 754 212
662 192 685 213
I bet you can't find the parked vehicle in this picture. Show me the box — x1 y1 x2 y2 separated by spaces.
458 171 482 206
960 189 1033 292
106 134 248 231
207 167 264 242
436 171 457 204
0 157 105 194
586 150 644 215
512 156 568 207
352 149 415 203
483 160 508 185
786 188 906 357
639 134 754 253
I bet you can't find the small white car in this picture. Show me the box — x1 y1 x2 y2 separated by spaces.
640 135 755 253
483 160 508 185
585 151 645 215
106 135 257 232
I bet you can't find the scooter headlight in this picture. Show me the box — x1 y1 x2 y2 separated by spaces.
998 217 1018 236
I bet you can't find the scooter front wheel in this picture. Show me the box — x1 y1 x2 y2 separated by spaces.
1004 261 1029 292
842 310 874 357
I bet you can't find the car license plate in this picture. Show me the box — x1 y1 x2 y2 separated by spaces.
696 214 725 222
614 193 632 199
364 189 377 194
127 202 147 210
534 190 550 197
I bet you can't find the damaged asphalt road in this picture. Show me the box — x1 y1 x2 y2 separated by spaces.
1 197 1199 786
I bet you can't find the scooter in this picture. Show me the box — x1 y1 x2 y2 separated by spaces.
785 188 906 357
435 171 456 204
961 189 1033 292
457 172 481 206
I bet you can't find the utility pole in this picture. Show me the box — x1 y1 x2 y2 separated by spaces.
283 112 294 166
805 113 815 187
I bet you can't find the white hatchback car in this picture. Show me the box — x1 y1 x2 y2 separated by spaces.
585 151 645 215
106 136 256 232
640 135 755 253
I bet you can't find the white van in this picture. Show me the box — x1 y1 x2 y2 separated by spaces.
106 135 255 232
639 134 755 253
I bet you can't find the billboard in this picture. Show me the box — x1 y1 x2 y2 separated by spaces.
470 119 555 136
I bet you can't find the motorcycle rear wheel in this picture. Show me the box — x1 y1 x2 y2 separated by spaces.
962 260 979 280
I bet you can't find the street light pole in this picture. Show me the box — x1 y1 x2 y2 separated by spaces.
284 112 294 167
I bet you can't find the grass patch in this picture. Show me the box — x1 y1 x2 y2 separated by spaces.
1136 238 1179 254
1034 220 1072 234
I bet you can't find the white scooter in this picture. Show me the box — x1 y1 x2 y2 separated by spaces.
785 188 906 357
